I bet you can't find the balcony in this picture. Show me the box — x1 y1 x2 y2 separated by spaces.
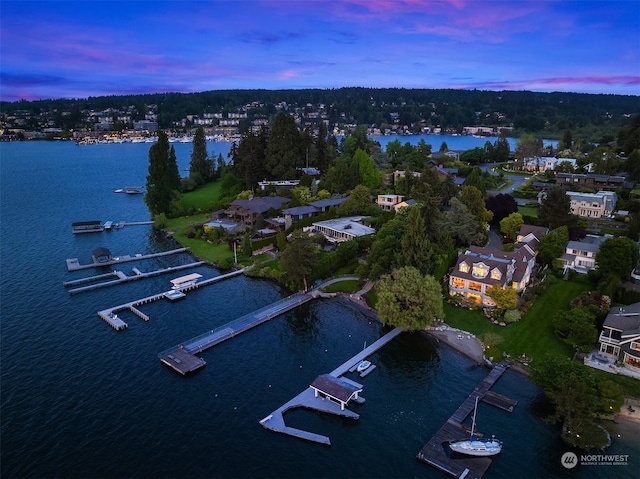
599 332 620 344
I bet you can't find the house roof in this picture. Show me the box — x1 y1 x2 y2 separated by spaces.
604 303 640 334
309 197 347 208
282 205 317 215
229 196 289 214
310 374 362 403
518 225 547 241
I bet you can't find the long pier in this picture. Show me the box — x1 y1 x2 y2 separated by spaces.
260 327 404 445
96 268 246 331
64 261 205 294
158 291 319 374
66 247 188 271
416 363 517 479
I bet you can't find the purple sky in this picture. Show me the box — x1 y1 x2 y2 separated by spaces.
1 0 639 102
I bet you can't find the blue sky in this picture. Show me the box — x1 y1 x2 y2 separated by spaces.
1 0 639 101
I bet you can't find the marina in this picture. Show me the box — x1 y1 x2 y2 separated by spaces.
66 247 188 271
416 363 515 479
260 327 403 445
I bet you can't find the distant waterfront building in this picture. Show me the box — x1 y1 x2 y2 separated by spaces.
133 120 158 131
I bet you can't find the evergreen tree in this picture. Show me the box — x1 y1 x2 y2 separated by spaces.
281 230 317 291
316 122 330 175
189 126 213 182
233 126 268 188
264 112 301 179
538 186 574 230
493 136 510 162
400 206 432 274
144 131 180 217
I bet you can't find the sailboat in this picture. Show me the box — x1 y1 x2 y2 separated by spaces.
449 396 503 457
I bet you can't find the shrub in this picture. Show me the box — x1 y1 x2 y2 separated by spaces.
504 309 521 323
218 257 235 269
153 212 167 229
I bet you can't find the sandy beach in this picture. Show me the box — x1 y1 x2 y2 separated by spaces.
426 326 487 365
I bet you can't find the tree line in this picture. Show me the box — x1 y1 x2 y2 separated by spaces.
3 88 638 141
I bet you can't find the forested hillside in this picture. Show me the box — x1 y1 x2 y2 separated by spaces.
2 88 638 141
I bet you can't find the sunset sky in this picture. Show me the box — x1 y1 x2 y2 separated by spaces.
1 0 639 102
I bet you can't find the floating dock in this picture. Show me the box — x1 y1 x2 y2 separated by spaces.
260 327 403 445
66 247 188 272
64 261 205 294
416 363 516 479
96 268 245 331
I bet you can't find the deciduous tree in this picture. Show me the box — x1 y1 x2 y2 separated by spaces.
500 212 524 243
376 266 444 331
486 284 518 310
595 236 639 281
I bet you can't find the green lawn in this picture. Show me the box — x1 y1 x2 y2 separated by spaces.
322 279 361 293
180 181 224 212
444 280 592 361
518 205 539 219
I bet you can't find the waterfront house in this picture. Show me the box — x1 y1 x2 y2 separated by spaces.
311 216 375 244
223 196 289 227
597 303 640 375
448 226 542 307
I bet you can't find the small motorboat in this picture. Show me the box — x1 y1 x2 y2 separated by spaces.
356 360 371 373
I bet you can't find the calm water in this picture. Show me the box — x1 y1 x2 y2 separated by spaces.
0 140 635 479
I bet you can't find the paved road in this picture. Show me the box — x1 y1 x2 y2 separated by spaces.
480 162 533 196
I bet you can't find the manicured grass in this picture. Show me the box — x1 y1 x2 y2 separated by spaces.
322 279 361 293
180 181 224 212
164 213 235 263
518 205 539 218
591 369 640 398
444 280 591 362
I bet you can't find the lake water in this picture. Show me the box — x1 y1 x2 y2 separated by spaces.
0 140 634 479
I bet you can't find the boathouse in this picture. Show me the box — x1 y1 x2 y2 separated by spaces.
92 247 112 263
310 374 363 411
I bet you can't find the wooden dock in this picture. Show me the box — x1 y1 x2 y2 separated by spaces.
64 261 205 294
158 291 317 375
416 363 514 479
260 327 404 444
66 247 188 271
96 268 246 331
